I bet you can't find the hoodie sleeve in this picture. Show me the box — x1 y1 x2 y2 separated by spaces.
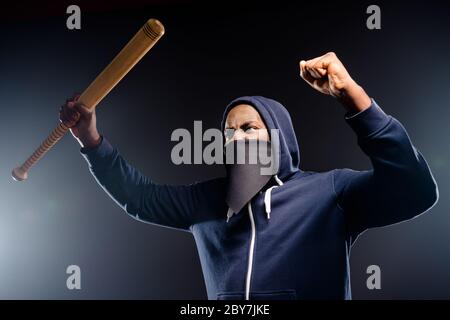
332 99 438 241
80 136 206 232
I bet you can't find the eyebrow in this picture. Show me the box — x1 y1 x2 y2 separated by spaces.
225 120 259 130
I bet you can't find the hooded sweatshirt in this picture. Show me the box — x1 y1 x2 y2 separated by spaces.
80 96 438 300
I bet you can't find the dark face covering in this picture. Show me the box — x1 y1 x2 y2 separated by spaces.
224 139 277 213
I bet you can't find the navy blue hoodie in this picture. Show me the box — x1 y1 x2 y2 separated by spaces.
80 96 438 299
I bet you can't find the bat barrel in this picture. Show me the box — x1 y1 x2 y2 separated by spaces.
77 18 165 110
12 18 165 181
143 19 165 40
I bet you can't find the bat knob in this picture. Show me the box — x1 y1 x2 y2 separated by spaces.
147 19 165 36
12 167 28 181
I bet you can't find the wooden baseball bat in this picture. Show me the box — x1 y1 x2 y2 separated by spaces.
12 18 165 181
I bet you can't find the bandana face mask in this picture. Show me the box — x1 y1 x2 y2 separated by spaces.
224 139 278 214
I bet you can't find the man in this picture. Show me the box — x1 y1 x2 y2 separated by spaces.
60 52 438 299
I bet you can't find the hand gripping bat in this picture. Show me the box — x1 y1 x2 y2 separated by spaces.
12 19 165 181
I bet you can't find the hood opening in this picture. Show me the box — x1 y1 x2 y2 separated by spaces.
221 96 301 181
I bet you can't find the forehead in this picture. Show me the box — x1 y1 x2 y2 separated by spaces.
225 104 263 125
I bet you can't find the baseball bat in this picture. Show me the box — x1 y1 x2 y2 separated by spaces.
12 18 165 181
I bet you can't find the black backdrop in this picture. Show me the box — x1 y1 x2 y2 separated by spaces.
0 0 449 299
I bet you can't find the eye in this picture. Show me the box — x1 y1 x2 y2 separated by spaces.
245 127 257 133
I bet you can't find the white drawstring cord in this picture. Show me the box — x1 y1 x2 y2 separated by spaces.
227 176 284 300
226 175 284 222
245 201 256 300
264 175 283 219
264 186 277 219
274 175 284 186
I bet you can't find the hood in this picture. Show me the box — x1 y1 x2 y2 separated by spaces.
221 96 300 181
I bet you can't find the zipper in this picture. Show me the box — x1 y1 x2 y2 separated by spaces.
245 201 256 300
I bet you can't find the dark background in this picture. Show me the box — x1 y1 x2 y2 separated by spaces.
0 0 449 299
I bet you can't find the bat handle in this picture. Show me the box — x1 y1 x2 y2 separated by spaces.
12 122 70 181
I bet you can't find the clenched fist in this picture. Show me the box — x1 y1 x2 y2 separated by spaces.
299 52 371 113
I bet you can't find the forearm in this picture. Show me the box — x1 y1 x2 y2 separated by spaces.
80 136 147 214
80 136 197 230
337 80 372 115
333 100 438 235
78 130 102 149
348 100 424 173
345 100 437 213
